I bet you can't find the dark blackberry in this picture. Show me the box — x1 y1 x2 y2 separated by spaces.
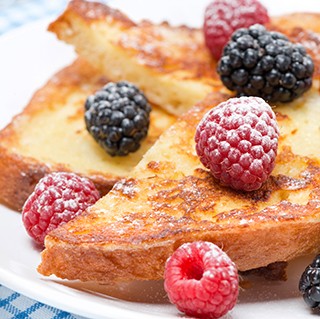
217 24 314 103
299 255 320 309
85 81 151 156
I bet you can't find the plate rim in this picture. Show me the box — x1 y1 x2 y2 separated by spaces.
1 1 320 318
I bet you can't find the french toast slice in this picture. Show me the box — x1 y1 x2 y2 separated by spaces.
0 58 176 211
38 15 320 282
48 0 220 116
48 0 320 116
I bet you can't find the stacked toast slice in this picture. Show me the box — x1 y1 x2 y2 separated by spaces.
38 85 320 282
48 0 221 116
38 1 320 282
0 0 232 212
0 58 176 211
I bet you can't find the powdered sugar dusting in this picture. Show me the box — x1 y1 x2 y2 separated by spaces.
113 179 139 198
22 172 100 245
195 96 279 191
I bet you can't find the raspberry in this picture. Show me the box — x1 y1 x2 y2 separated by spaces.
203 0 270 60
195 96 279 191
299 255 320 309
164 241 239 319
22 172 100 245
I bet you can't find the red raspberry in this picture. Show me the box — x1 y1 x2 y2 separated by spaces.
22 172 100 245
195 96 279 191
164 241 239 319
203 0 270 60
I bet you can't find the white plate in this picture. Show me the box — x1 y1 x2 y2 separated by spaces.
1 1 320 318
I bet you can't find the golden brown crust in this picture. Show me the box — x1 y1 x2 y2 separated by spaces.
49 6 320 85
37 9 320 282
49 0 216 79
0 149 50 211
48 1 320 117
0 59 108 144
0 59 111 211
39 219 320 282
39 149 320 281
52 0 136 27
39 81 320 282
0 58 174 211
0 148 115 212
48 0 220 116
271 13 320 33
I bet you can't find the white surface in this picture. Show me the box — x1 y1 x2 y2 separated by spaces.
0 1 320 318
109 0 320 26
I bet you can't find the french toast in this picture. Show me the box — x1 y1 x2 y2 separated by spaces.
38 8 320 283
0 58 176 211
48 0 220 116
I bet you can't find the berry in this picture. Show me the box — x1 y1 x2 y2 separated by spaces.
195 96 279 191
217 24 314 103
204 0 270 60
299 255 320 309
164 241 239 319
85 81 151 156
22 172 100 245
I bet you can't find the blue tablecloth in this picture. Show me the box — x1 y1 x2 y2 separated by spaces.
0 0 67 35
0 285 84 319
0 1 90 318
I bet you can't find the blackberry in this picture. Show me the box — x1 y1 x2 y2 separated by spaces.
217 24 314 103
85 81 151 156
299 255 320 309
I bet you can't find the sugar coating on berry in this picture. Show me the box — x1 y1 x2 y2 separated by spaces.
164 241 239 319
204 0 270 59
195 96 279 191
22 172 100 245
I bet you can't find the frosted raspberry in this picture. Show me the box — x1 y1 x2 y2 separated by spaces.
22 172 100 245
203 0 270 59
164 241 239 319
195 96 279 191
